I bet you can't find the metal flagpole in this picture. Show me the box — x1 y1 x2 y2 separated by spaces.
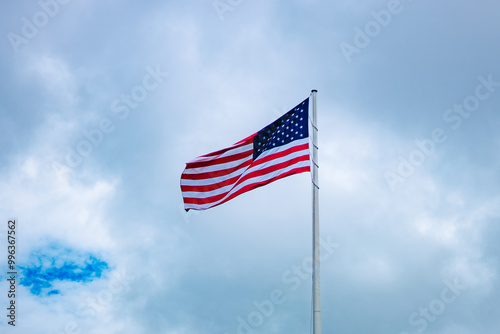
311 89 321 334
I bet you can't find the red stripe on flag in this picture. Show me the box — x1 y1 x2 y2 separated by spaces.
185 149 253 169
180 159 251 181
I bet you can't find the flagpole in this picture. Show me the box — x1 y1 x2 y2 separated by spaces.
311 89 321 334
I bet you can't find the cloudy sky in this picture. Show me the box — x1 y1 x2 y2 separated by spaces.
1 0 500 333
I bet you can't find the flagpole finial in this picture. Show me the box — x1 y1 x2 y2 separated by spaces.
311 89 317 93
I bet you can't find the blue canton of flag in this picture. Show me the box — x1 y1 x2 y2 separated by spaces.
253 100 309 159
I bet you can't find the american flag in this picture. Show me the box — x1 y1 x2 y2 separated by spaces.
181 98 310 211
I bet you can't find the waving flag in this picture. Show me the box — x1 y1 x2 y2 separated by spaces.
181 98 310 211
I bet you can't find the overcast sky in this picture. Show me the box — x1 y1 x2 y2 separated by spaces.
1 0 500 333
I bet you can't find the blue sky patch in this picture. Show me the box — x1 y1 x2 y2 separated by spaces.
19 243 109 296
